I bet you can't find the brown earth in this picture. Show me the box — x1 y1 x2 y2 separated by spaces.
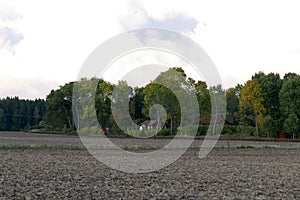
1 131 300 199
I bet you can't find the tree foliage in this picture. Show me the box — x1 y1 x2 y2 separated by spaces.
187 78 211 121
226 87 239 124
3 68 300 139
143 68 185 135
46 82 74 130
279 75 300 119
283 113 300 139
262 115 276 138
252 72 282 127
239 80 265 137
0 97 45 131
279 75 300 138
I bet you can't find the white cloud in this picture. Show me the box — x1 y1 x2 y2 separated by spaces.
0 2 21 22
103 49 203 86
0 1 23 54
0 27 23 54
119 0 198 33
0 74 59 99
1 0 300 99
118 0 148 30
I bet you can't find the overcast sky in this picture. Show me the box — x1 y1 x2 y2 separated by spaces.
1 0 300 99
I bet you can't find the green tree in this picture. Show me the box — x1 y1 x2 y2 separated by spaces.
226 87 239 124
95 79 113 128
72 77 109 135
234 84 244 99
46 82 74 130
33 107 40 125
187 78 211 121
252 72 282 127
262 115 276 138
283 113 300 139
111 80 134 131
0 97 45 131
283 72 298 82
130 87 146 124
78 78 99 129
144 67 188 135
0 108 6 130
12 109 21 131
144 82 179 134
279 75 300 135
209 85 226 136
279 75 300 119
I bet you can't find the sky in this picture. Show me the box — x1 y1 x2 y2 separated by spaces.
1 0 300 99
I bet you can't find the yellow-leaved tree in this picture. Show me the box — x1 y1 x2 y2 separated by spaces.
239 80 265 137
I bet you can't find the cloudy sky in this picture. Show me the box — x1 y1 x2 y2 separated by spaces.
1 0 300 99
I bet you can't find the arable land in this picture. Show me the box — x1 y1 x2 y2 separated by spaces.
1 131 300 199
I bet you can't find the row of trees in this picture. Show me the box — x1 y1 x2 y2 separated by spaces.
45 68 300 138
227 72 300 138
45 68 213 135
0 97 45 131
0 68 300 138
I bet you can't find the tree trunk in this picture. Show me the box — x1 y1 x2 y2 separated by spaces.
62 104 72 129
212 113 217 136
156 117 160 136
170 114 173 135
255 117 259 138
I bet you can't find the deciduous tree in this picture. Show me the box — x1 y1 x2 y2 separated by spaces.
252 72 282 126
239 80 265 137
283 113 299 139
226 87 239 124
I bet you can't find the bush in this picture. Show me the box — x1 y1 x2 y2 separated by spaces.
89 126 103 135
283 113 300 139
221 125 239 135
108 126 125 136
62 124 69 133
239 125 256 137
179 125 198 136
262 115 276 138
79 126 104 135
30 124 46 130
197 125 208 136
127 129 157 137
157 129 171 136
45 125 55 131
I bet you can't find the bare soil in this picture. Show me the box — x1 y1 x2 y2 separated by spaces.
1 131 300 199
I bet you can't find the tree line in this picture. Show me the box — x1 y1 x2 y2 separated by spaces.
1 68 300 138
0 97 45 131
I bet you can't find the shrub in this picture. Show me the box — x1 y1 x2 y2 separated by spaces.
30 124 46 130
127 129 157 137
179 125 198 136
45 125 55 131
283 113 300 139
197 125 208 136
239 125 256 137
157 129 171 136
78 126 104 135
89 126 103 135
221 125 239 135
262 115 276 138
108 126 125 136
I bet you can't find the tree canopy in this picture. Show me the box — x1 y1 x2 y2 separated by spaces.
1 68 300 139
239 80 265 137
